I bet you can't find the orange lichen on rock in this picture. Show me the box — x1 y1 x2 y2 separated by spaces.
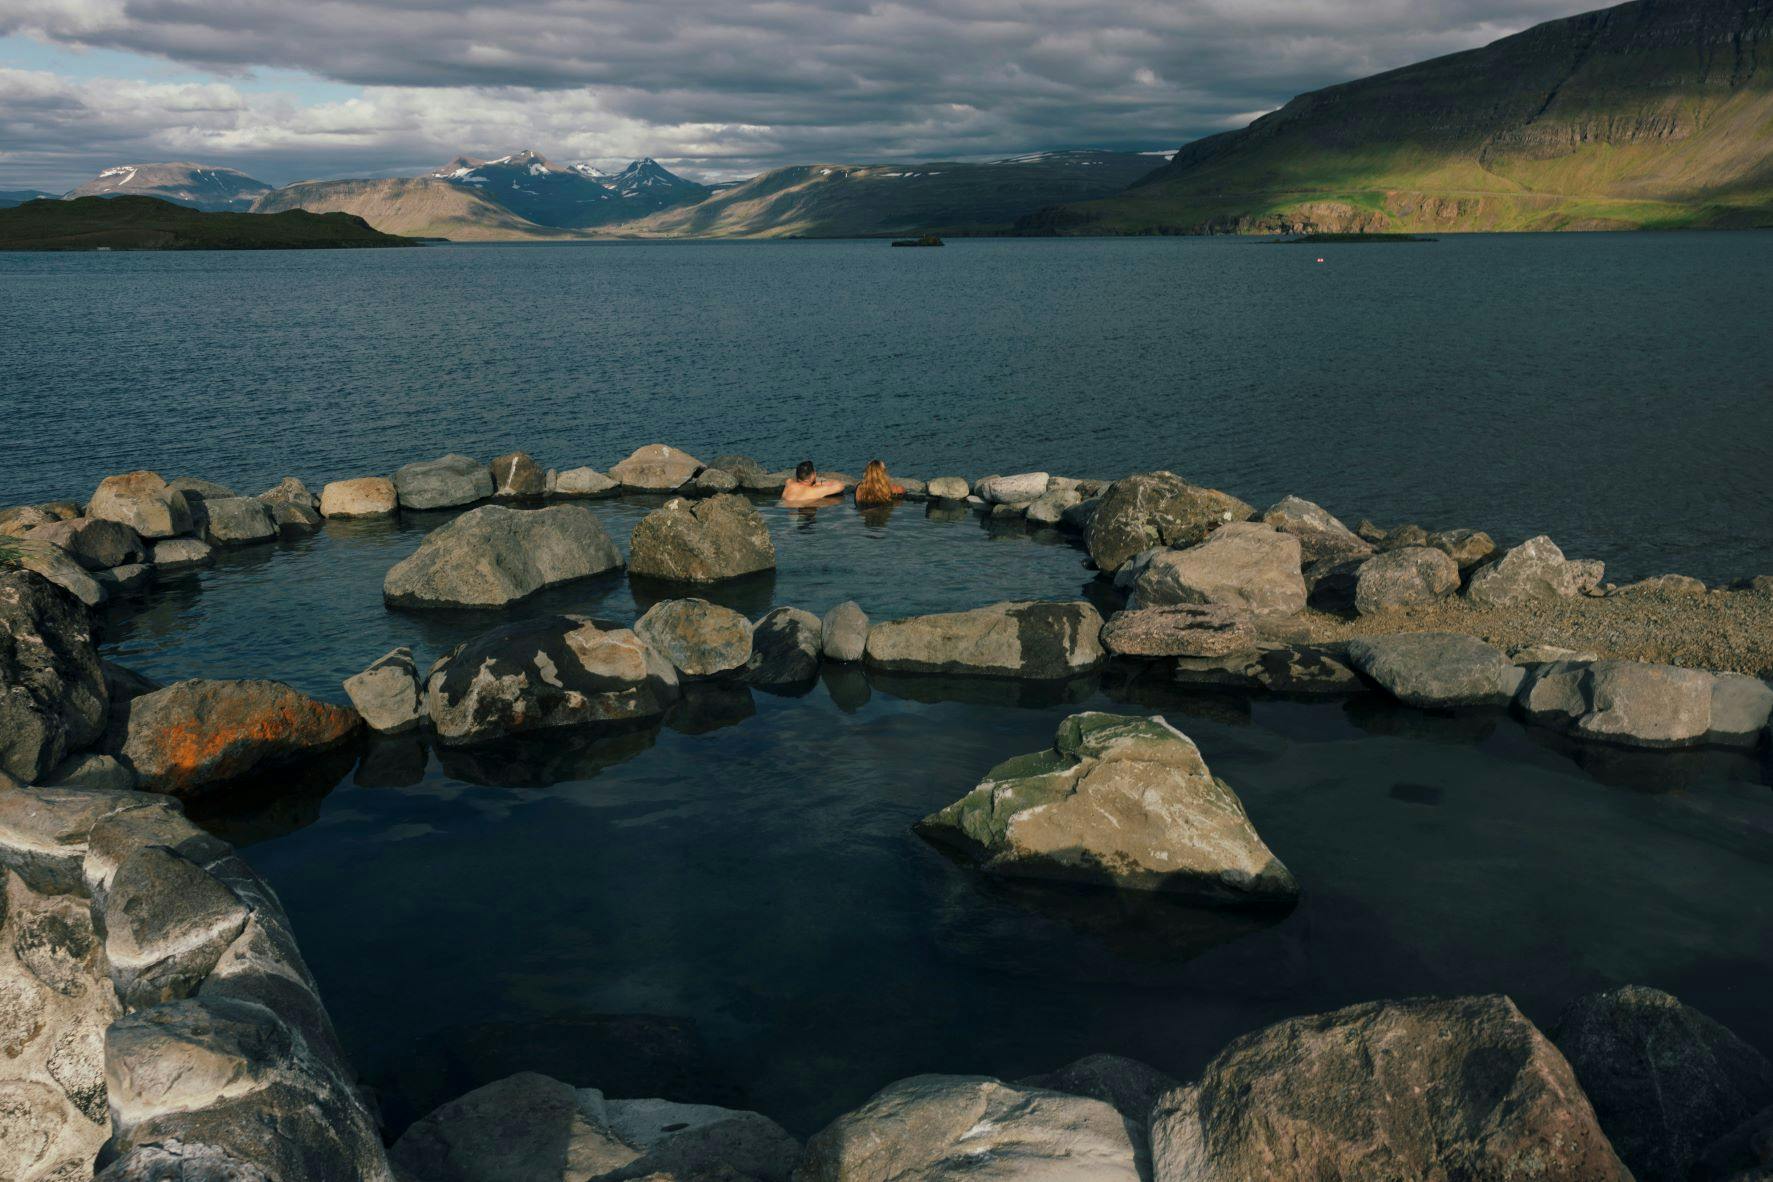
115 679 361 795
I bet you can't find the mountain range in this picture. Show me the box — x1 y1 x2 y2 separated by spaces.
1026 0 1773 234
21 0 1773 239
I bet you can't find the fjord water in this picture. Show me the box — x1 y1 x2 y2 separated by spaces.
6 233 1773 581
6 237 1771 1137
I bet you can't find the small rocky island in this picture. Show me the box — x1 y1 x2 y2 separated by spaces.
0 195 418 251
2 446 1771 1180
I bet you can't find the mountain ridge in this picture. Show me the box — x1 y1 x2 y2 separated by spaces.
62 163 272 212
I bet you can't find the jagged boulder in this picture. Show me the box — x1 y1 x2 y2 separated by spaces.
634 598 754 678
1133 523 1306 618
107 679 361 795
168 477 236 501
424 616 679 745
393 455 494 511
384 504 622 609
1346 632 1524 707
865 601 1104 680
1150 995 1630 1181
256 476 319 511
610 444 703 491
88 471 193 539
1552 985 1773 1182
13 539 107 608
490 451 546 498
1086 472 1254 574
1262 496 1372 565
918 712 1297 903
0 570 108 783
628 495 775 584
798 1074 1143 1181
1466 535 1583 606
1353 546 1460 615
743 607 822 688
319 476 397 518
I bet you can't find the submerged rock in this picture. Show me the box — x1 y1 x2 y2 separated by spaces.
393 454 494 511
610 444 703 492
1150 995 1630 1182
1551 985 1773 1182
1346 632 1524 707
1353 546 1460 615
917 711 1297 903
319 476 398 518
0 570 108 783
820 600 868 663
549 466 618 499
1086 471 1254 574
743 607 822 688
424 616 679 745
150 536 215 570
343 647 424 733
391 1071 799 1182
1133 523 1306 619
26 517 147 570
383 504 622 609
634 598 754 679
88 471 193 539
864 600 1105 680
1262 496 1372 565
490 451 546 499
108 679 361 795
798 1074 1144 1182
1101 604 1255 658
1466 535 1582 606
628 495 775 584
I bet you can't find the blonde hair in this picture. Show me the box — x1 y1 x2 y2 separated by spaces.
854 459 897 507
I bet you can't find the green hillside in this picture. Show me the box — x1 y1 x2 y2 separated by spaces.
0 196 419 250
1024 0 1773 235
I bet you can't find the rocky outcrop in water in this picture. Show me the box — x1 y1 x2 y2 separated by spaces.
744 606 822 688
490 450 546 498
319 476 398 518
424 615 679 745
1347 632 1524 707
343 647 424 733
1086 472 1253 573
1150 995 1630 1181
634 598 754 678
393 454 494 511
1516 658 1773 749
1262 496 1372 566
610 443 703 491
548 466 618 498
864 600 1104 679
383 503 622 609
194 495 278 547
25 518 147 571
628 494 776 584
917 711 1298 903
87 472 193 540
820 600 868 662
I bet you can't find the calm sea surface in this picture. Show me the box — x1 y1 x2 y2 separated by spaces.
5 237 1772 1138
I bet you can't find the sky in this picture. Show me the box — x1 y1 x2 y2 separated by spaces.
0 0 1595 189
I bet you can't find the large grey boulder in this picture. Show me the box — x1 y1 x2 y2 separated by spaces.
1353 546 1460 615
634 598 754 678
820 600 868 662
1346 632 1524 708
1262 496 1372 565
393 454 494 511
13 539 107 608
266 498 323 537
25 517 147 570
319 476 397 518
610 444 703 491
744 607 822 688
1101 604 1254 658
1150 995 1630 1182
1133 523 1306 619
712 454 769 487
975 472 1051 504
925 476 970 501
343 648 423 733
490 451 546 499
1711 673 1773 744
424 616 679 745
102 845 250 1008
0 570 108 783
548 467 618 499
88 471 193 539
195 497 277 547
1026 486 1083 526
799 1073 1144 1181
257 476 319 511
1551 985 1773 1182
689 466 740 495
865 601 1104 680
383 504 622 609
390 1071 798 1182
628 495 776 584
1086 472 1254 574
1466 535 1582 606
918 712 1297 903
149 536 215 570
107 679 362 796
1517 659 1722 748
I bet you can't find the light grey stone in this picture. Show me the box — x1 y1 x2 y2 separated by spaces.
975 472 1051 504
1517 659 1719 748
14 543 106 608
102 845 250 1008
167 477 236 501
627 495 775 584
25 517 147 571
318 477 397 518
609 444 703 492
194 498 276 547
0 570 109 784
1086 471 1254 573
1262 496 1372 565
1427 527 1497 570
383 504 622 609
1466 535 1581 606
42 752 136 792
343 648 423 733
1133 523 1306 619
924 476 970 501
820 600 869 663
548 467 618 499
1025 486 1083 525
1353 547 1460 615
393 455 494 511
743 607 822 688
88 472 193 540
864 600 1105 680
95 563 154 596
1708 673 1773 745
1346 632 1523 707
634 598 754 678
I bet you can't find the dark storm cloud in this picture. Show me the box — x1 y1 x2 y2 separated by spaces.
1 0 1592 185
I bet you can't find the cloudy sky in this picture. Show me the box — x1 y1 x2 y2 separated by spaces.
0 0 1591 189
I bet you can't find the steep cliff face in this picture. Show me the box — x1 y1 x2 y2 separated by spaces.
1026 0 1773 234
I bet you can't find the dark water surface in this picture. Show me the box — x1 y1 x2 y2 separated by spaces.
6 234 1773 582
93 494 1773 1139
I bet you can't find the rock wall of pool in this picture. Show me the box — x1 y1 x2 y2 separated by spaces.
2 444 1770 1180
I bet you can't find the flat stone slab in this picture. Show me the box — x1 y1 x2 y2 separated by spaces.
1101 604 1255 658
1346 632 1524 707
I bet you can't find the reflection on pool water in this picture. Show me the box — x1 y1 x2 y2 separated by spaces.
94 495 1773 1138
